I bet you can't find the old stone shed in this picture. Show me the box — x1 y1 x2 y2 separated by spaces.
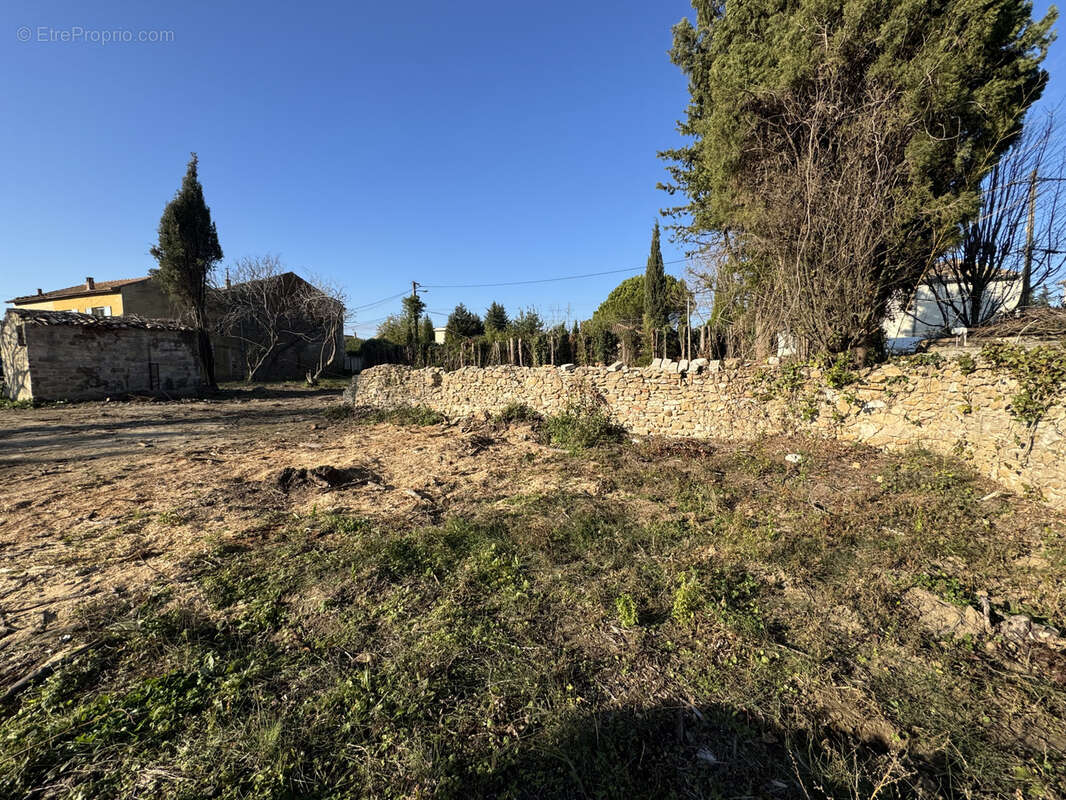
0 309 205 402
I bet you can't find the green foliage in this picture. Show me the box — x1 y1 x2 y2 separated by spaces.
671 570 703 626
983 343 1066 428
150 153 223 386
508 308 544 339
446 304 484 341
661 0 1054 351
420 314 435 346
664 0 1053 238
594 274 691 329
0 391 34 410
824 354 858 390
375 314 409 345
916 570 974 608
615 593 639 627
401 292 426 345
351 336 406 368
956 353 977 375
906 352 946 368
551 323 573 364
350 405 444 426
150 153 222 309
643 222 668 345
545 397 623 451
494 403 541 423
484 302 509 334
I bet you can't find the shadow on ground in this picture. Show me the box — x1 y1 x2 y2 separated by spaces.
468 703 931 799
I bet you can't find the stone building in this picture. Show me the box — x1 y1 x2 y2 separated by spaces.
0 309 204 402
6 272 344 382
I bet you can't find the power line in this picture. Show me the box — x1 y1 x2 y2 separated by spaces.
349 290 408 312
420 258 689 289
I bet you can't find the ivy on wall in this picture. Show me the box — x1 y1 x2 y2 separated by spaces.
982 343 1066 454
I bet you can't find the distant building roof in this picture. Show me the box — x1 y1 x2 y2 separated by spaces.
5 307 194 332
6 276 150 305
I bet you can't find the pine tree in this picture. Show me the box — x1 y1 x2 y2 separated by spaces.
150 153 223 388
485 302 509 335
445 304 484 341
643 222 668 354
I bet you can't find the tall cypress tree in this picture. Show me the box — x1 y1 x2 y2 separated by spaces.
420 314 435 345
402 292 426 346
643 222 668 353
150 153 223 388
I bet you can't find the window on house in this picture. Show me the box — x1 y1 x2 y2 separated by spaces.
90 307 106 317
16 325 25 347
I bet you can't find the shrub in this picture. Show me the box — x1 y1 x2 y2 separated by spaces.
331 404 445 426
545 397 623 451
671 571 703 626
494 403 541 424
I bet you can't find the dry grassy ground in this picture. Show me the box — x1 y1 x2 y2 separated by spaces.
0 389 1065 798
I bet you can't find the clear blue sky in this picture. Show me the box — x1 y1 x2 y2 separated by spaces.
2 1 1063 335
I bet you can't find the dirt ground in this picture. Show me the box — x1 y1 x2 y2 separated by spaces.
0 389 587 684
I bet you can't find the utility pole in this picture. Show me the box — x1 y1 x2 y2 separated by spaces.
1021 168 1038 309
686 296 692 361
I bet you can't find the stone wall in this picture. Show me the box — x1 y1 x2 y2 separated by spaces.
351 358 1066 504
1 309 204 402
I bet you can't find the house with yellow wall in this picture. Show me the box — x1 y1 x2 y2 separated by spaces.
6 276 181 319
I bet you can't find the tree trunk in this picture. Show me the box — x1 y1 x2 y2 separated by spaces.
197 326 216 390
968 284 986 329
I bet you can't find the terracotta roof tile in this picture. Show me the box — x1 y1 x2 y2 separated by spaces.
6 277 150 305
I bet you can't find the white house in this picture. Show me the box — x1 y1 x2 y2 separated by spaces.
883 270 1023 352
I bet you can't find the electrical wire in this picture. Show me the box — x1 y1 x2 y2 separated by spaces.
419 258 688 289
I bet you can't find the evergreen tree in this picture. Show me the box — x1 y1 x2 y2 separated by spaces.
402 292 426 346
594 273 690 327
150 153 223 388
484 302 509 335
643 222 668 352
509 308 544 339
552 323 573 364
661 0 1053 355
445 304 484 341
376 314 408 345
420 315 436 344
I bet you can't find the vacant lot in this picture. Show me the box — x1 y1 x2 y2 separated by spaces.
1 389 1065 798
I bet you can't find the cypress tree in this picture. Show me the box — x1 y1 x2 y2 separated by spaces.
150 153 223 388
401 292 426 346
420 315 435 345
643 222 668 354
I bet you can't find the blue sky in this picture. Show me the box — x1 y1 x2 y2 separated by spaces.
2 1 1063 335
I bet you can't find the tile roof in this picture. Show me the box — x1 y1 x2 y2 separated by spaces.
6 276 150 305
5 308 194 332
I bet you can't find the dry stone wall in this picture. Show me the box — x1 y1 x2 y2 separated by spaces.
352 359 1066 504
